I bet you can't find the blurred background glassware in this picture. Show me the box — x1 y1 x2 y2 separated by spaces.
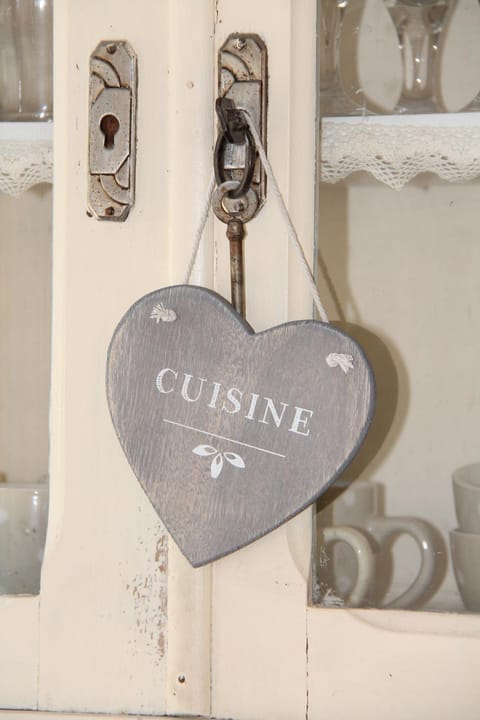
385 0 450 113
0 0 21 120
14 0 53 120
437 0 480 112
319 0 369 116
0 482 48 594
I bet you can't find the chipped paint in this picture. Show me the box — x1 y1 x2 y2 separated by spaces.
127 526 169 665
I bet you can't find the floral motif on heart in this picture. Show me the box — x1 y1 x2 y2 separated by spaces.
193 444 246 479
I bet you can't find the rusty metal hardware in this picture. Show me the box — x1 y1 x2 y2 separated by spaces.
226 218 246 318
87 41 137 222
212 180 259 225
213 33 268 223
212 35 268 317
215 97 249 144
214 98 256 200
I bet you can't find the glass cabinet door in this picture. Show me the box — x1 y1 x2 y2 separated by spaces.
315 0 480 616
0 1 53 598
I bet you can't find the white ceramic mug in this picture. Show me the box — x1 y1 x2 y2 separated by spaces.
0 483 48 595
452 463 480 533
449 529 480 611
317 480 437 608
318 525 375 607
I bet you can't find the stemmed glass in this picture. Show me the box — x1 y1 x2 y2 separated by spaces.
319 0 365 115
385 0 450 113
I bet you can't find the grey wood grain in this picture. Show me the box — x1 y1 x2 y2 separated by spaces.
106 285 375 567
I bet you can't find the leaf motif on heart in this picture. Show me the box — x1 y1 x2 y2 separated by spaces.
193 444 218 457
224 451 245 469
193 445 245 480
210 453 224 479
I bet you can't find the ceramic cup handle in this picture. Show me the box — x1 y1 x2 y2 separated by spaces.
366 516 436 609
322 526 375 607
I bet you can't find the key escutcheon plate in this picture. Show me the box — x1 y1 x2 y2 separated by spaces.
87 41 137 222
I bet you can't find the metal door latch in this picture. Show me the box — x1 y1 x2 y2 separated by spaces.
214 33 268 223
87 41 137 222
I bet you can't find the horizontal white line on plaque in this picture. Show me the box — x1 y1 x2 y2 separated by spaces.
163 419 287 459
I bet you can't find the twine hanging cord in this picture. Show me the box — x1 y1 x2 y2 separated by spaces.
179 107 353 374
241 110 329 324
184 108 328 323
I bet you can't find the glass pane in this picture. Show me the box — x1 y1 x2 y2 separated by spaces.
314 0 480 613
0 186 51 595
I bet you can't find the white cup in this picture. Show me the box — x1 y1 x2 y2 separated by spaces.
452 463 480 533
449 529 480 612
0 483 48 595
316 480 437 608
318 525 375 607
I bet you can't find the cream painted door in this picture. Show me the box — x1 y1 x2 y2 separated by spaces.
0 0 315 716
1 1 480 719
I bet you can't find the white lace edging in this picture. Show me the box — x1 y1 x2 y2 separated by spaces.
0 140 53 198
321 121 480 191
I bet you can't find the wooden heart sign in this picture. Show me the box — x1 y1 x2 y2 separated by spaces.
107 285 375 566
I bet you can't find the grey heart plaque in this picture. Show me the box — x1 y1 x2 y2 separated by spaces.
107 285 375 566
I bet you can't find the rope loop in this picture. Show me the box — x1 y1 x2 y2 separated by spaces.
185 107 330 324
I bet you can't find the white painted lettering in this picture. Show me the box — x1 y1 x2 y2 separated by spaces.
289 406 313 436
259 397 289 428
155 367 314 439
245 392 260 420
222 387 242 414
208 381 223 409
156 368 178 394
181 374 207 403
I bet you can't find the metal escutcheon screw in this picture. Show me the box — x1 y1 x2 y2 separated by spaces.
233 37 247 51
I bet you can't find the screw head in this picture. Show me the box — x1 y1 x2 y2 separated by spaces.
177 675 186 684
233 37 247 51
106 43 117 54
105 206 115 216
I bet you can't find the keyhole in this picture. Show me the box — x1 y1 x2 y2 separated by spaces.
100 114 120 150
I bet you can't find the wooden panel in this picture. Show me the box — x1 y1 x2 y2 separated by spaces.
307 607 480 720
39 0 212 714
162 2 215 716
211 1 318 718
0 597 39 709
0 714 204 720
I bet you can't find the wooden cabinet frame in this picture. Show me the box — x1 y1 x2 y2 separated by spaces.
0 2 479 718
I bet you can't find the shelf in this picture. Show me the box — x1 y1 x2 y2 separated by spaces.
320 113 480 190
0 122 53 198
0 121 53 141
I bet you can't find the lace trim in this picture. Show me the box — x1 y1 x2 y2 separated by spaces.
320 121 480 190
0 140 53 198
